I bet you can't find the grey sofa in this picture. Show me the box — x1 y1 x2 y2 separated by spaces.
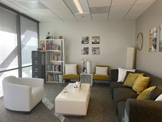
110 69 162 122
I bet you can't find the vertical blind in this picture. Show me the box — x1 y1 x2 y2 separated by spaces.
0 7 39 97
0 7 18 97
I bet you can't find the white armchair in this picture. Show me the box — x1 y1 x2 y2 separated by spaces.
2 76 44 112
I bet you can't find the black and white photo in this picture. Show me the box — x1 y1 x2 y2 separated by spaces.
92 47 100 55
159 25 162 52
81 36 89 44
149 27 157 52
81 47 89 55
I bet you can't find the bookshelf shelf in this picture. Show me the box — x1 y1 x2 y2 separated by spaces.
46 81 62 83
44 39 65 83
50 61 63 63
46 50 61 52
46 71 63 73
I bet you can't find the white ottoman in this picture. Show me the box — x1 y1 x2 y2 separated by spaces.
55 83 90 116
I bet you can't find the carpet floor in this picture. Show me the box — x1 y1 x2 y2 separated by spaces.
0 83 118 122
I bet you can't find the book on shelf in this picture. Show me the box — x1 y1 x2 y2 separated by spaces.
46 43 60 50
46 74 61 82
46 64 60 71
52 55 63 61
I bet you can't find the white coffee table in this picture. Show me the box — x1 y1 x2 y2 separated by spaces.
55 83 90 116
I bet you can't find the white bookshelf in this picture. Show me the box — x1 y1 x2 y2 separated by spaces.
44 39 65 83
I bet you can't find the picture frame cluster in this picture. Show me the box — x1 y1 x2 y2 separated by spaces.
81 36 100 55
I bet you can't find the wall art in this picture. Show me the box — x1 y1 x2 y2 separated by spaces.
92 36 100 44
149 27 157 52
81 47 89 55
81 36 89 44
92 47 100 55
159 25 162 52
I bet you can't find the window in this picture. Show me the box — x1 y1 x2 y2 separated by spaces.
21 16 38 67
0 6 39 97
0 7 18 71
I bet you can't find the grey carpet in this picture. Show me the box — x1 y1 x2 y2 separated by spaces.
0 83 118 122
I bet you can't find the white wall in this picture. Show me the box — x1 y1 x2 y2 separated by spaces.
136 0 162 78
39 20 136 72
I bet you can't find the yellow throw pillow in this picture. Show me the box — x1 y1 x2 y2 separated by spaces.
132 74 150 94
137 86 156 100
123 73 143 87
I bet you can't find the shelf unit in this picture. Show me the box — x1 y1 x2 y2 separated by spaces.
44 39 65 83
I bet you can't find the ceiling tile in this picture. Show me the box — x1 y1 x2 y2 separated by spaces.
74 13 91 19
92 13 108 21
109 12 127 18
126 11 143 17
110 5 131 13
51 8 72 15
130 4 150 12
58 14 76 21
109 17 123 20
33 9 61 20
80 0 90 13
125 16 138 19
40 0 67 9
18 1 48 9
90 6 109 14
112 0 136 6
135 0 156 5
88 0 111 7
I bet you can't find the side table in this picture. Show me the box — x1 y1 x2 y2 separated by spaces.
80 73 93 86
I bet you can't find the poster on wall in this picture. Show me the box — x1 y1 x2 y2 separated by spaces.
92 47 100 55
81 47 89 55
81 36 89 44
92 36 100 44
159 25 162 52
149 27 157 52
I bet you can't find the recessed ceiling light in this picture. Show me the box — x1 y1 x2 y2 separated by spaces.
18 1 48 9
73 0 83 13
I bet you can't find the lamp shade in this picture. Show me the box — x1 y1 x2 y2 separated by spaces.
87 61 92 74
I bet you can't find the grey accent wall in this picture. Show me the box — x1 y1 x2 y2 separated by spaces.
136 0 162 78
39 20 135 72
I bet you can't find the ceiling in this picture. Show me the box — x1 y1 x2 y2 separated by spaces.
0 0 156 22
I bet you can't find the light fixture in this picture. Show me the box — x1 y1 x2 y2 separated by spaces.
73 0 83 14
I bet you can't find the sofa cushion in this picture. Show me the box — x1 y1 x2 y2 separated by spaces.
137 86 156 100
110 82 128 97
148 85 162 100
93 75 110 80
132 74 150 94
117 68 135 82
117 101 126 122
113 88 138 113
63 74 80 79
123 73 143 87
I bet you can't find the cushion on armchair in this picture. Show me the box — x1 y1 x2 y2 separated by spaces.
63 74 80 79
93 75 110 80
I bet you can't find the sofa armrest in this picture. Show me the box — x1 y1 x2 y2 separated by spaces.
110 69 118 82
19 78 44 87
125 99 162 122
3 81 32 111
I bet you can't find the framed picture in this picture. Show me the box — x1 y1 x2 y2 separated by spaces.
92 36 100 44
159 25 162 52
149 27 157 52
81 36 89 44
81 47 89 55
92 47 100 55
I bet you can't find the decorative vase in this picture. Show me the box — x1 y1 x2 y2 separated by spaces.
87 61 92 74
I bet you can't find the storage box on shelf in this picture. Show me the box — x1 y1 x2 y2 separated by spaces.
44 39 65 83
